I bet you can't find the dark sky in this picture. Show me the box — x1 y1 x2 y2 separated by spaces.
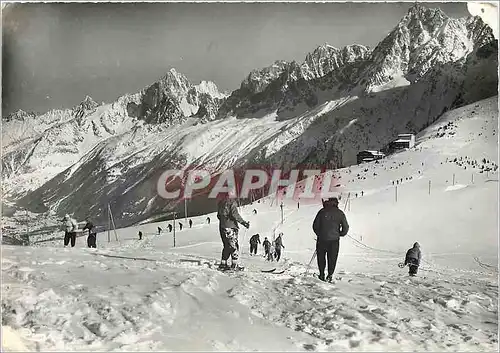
2 1 470 116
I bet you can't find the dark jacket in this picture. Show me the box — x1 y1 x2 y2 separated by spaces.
312 205 349 242
263 239 271 250
275 236 284 249
83 221 96 235
250 234 261 245
217 198 246 229
405 243 421 265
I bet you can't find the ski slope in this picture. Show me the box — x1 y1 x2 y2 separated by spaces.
2 97 498 351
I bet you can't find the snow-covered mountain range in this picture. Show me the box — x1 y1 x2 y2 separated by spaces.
2 4 497 232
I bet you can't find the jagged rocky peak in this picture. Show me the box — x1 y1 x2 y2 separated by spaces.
240 60 290 94
195 80 227 99
72 95 98 120
156 68 192 97
4 109 36 122
359 3 495 91
301 43 370 80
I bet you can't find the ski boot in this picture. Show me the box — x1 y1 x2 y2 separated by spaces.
326 274 333 283
318 273 325 281
218 262 230 271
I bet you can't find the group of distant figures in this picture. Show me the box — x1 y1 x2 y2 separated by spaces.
248 233 285 262
150 217 211 239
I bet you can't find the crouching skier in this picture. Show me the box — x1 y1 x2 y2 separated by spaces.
83 218 97 248
217 194 250 271
404 242 421 276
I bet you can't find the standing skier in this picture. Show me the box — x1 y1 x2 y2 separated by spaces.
262 237 271 259
249 234 261 255
207 217 211 224
157 226 162 235
404 242 422 276
82 218 97 248
217 194 250 270
179 222 183 231
312 197 349 282
62 214 78 248
168 224 172 232
189 219 193 228
138 231 143 240
274 233 285 262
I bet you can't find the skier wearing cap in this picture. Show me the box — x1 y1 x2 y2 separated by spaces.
217 194 250 270
312 197 349 282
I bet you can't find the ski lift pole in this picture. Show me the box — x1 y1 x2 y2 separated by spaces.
173 212 176 247
107 206 111 243
108 204 119 241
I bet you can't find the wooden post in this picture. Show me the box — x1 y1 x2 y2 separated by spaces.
428 180 431 195
395 186 398 203
173 212 176 247
108 204 118 242
471 174 474 184
452 173 455 186
280 202 284 224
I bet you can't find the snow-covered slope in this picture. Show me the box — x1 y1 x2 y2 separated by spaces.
2 4 497 231
2 97 498 351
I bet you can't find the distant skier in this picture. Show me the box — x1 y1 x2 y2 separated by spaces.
207 217 211 224
138 231 143 240
62 214 78 248
274 233 285 262
263 237 271 259
312 197 349 282
82 218 97 248
168 224 172 232
403 242 422 276
252 209 257 215
179 222 183 231
157 226 162 235
217 194 250 270
189 219 193 228
249 234 261 255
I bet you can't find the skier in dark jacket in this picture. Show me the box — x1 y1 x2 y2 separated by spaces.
249 234 261 255
312 197 349 282
157 226 162 235
404 242 422 276
82 218 97 248
189 219 193 228
263 237 271 259
217 194 249 270
179 222 183 231
168 224 172 232
207 217 211 224
138 231 143 240
274 233 285 262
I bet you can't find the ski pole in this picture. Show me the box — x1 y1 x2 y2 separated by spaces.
304 249 317 277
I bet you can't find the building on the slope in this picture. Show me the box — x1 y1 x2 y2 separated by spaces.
388 133 415 152
357 150 386 164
